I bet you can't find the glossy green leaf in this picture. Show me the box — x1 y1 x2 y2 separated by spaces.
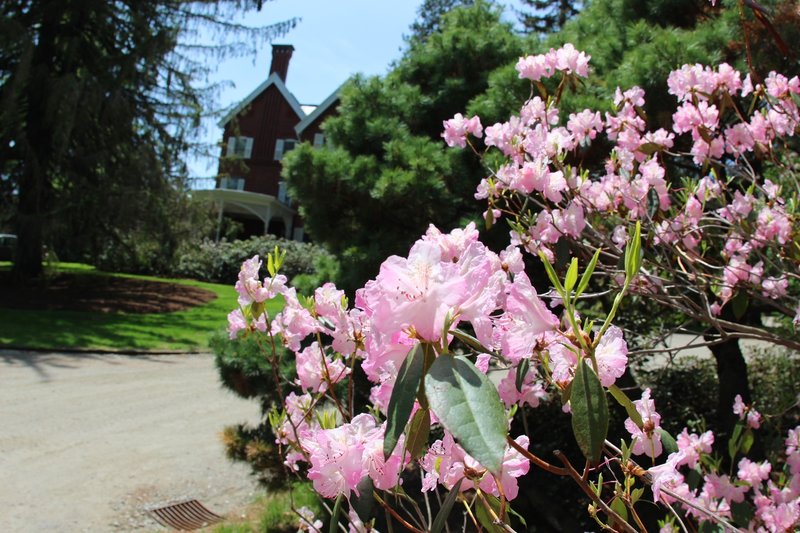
384 344 425 458
430 478 462 533
609 497 629 526
450 328 490 354
741 429 755 455
608 384 643 428
405 408 431 460
624 221 642 282
575 248 602 298
515 358 530 393
538 251 566 297
329 494 343 533
564 257 579 293
350 477 375 523
732 291 749 320
659 428 679 455
571 362 609 463
425 355 508 475
729 423 744 461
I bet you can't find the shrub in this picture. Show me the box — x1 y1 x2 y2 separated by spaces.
174 235 334 285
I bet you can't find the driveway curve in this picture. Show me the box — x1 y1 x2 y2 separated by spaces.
0 350 263 532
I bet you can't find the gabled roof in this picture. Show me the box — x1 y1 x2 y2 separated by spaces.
294 81 346 136
218 72 306 128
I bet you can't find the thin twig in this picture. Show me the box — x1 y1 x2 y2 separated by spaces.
553 451 639 533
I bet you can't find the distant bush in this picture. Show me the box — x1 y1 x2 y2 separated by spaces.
173 235 336 285
636 348 800 457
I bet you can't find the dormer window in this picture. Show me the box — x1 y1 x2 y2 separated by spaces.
274 139 298 161
227 136 253 159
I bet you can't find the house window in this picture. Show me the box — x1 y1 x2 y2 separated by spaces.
277 180 291 205
220 177 245 190
227 136 253 159
313 133 325 148
274 139 298 161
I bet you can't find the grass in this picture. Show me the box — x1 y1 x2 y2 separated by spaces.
209 482 323 533
0 262 283 352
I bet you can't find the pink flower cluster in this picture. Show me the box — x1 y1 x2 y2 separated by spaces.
650 413 800 532
515 43 590 81
227 219 635 505
442 113 483 148
449 48 799 330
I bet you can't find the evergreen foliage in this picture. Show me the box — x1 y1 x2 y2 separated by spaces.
516 0 581 34
0 0 296 280
282 1 522 293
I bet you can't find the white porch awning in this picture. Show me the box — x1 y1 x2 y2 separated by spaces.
192 188 297 240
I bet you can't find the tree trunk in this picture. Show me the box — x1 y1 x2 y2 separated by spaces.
707 336 750 440
12 165 45 281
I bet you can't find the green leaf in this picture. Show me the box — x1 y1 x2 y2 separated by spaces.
609 496 629 526
729 423 744 461
538 251 566 297
425 355 508 474
631 487 644 504
637 142 662 156
475 493 505 533
608 384 643 428
515 358 530 393
451 328 490 354
571 362 609 463
405 408 431 460
384 344 425 458
624 221 642 282
564 257 579 293
732 291 749 320
575 248 602 298
731 500 755 526
329 494 343 533
430 478 462 533
659 428 679 456
741 429 755 455
350 477 375 523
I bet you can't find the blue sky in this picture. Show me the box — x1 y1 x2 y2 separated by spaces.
188 1 423 185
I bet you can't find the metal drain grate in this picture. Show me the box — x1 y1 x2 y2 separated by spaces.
147 499 224 531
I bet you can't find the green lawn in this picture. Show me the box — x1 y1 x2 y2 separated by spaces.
0 262 283 352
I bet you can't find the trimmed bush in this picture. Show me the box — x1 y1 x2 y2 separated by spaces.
174 235 336 285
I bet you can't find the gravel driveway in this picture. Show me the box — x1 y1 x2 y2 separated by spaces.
0 350 263 532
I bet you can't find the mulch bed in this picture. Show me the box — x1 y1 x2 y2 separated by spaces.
0 272 217 314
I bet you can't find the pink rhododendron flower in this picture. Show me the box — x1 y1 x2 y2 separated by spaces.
676 429 714 469
497 367 547 408
594 325 628 387
271 288 320 351
704 473 748 504
420 432 530 500
738 457 772 488
234 255 287 307
226 308 247 339
733 394 762 429
625 388 663 459
442 113 483 148
494 272 559 363
297 506 323 532
295 342 349 393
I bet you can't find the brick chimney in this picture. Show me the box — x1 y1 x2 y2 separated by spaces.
269 44 294 82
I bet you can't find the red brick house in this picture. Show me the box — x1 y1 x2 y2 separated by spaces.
195 44 341 241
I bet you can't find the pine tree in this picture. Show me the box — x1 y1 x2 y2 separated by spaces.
283 1 522 293
516 0 581 34
0 0 295 280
